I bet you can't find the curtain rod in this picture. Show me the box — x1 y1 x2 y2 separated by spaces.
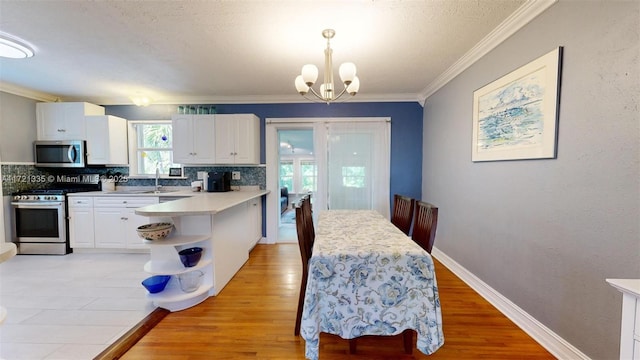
266 117 390 124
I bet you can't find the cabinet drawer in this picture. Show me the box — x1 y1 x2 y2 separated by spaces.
635 299 640 337
69 197 93 207
94 197 158 208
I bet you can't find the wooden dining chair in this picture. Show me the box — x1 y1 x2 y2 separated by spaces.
294 202 313 336
391 194 415 235
300 194 314 243
348 330 414 355
411 201 439 253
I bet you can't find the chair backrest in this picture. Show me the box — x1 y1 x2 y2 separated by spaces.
411 201 438 253
391 194 415 235
295 205 313 270
300 194 314 241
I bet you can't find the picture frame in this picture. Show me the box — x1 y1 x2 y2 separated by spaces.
472 47 563 162
169 167 182 177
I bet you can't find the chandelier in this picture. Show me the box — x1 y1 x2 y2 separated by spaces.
295 29 360 104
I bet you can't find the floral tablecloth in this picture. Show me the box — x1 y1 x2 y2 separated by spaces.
300 210 444 359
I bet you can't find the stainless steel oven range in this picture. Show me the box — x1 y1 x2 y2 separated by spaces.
10 174 101 255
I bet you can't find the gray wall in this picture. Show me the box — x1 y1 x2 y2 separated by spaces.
422 1 639 359
0 92 38 162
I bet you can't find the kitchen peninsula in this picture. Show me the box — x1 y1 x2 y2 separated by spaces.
135 189 268 311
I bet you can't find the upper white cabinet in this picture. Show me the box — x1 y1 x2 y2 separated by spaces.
214 114 260 164
172 114 216 164
36 102 105 140
86 115 128 165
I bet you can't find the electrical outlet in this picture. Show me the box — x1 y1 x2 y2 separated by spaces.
232 171 241 180
197 171 207 180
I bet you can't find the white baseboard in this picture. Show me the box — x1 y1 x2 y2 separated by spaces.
431 247 590 360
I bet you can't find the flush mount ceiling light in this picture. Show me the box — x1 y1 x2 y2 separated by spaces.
130 96 152 107
295 29 360 104
0 32 35 59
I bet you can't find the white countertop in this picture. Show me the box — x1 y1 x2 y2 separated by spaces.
67 188 195 197
607 278 640 298
0 242 17 264
135 190 269 216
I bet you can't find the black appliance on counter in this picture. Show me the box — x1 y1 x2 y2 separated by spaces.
10 174 101 255
207 171 231 192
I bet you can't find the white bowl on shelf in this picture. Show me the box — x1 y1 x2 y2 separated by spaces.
136 222 174 241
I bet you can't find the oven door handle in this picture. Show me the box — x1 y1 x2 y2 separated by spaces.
11 202 64 207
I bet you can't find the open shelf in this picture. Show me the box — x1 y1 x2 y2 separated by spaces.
145 276 212 312
143 234 209 247
144 258 212 275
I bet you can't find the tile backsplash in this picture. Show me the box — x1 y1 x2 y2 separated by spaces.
1 164 265 194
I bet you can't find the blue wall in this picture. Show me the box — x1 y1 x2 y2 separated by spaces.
105 101 424 202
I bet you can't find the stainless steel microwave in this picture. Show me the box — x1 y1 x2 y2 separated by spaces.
34 140 86 168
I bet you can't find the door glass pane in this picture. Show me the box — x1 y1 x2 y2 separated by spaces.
280 160 294 192
300 160 317 192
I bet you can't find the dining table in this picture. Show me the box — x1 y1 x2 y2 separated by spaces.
300 210 444 360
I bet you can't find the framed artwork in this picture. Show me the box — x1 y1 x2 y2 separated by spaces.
169 167 182 177
472 47 563 162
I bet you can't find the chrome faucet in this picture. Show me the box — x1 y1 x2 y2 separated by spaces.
155 168 161 192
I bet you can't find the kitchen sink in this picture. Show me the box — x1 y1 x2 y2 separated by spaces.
141 190 178 194
110 189 178 194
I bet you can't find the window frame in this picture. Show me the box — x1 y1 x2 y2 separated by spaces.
279 156 316 193
127 120 181 177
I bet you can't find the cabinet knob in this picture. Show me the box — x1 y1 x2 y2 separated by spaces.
120 217 128 221
57 129 66 132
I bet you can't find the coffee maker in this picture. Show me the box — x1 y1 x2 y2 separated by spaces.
206 171 231 192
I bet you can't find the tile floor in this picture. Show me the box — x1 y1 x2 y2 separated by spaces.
0 252 154 360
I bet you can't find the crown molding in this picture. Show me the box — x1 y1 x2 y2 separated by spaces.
418 0 558 105
72 93 423 106
0 82 60 102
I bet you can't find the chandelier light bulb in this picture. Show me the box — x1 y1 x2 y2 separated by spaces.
295 75 309 94
346 76 360 95
339 62 357 85
301 64 318 86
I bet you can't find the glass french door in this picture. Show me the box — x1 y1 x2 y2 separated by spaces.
320 121 390 218
266 117 391 243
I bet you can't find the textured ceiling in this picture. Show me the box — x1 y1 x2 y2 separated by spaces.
0 0 528 105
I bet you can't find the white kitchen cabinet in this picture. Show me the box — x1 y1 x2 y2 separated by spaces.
85 115 128 165
36 102 105 140
93 197 159 249
248 197 262 250
214 114 260 164
68 197 95 248
172 114 216 164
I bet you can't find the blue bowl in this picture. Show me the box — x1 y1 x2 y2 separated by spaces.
142 275 171 293
178 247 203 267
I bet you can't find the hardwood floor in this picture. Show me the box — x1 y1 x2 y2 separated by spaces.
120 244 554 359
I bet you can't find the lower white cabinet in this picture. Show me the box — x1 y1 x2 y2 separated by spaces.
248 198 262 250
68 197 95 248
92 197 159 249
